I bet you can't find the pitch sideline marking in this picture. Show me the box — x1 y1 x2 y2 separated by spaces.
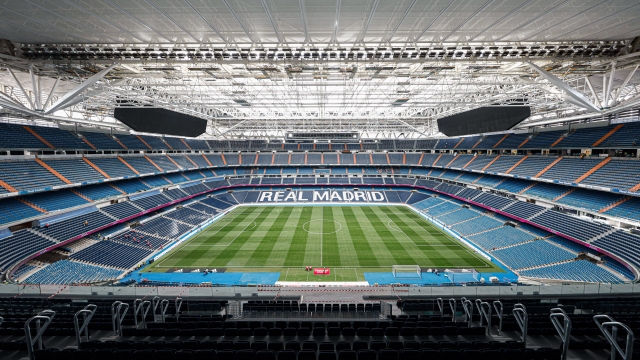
400 206 493 269
154 205 493 271
383 206 492 269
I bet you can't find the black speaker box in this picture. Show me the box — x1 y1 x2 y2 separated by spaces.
114 107 207 137
437 106 530 137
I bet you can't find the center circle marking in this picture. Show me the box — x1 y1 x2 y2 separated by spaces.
302 220 343 234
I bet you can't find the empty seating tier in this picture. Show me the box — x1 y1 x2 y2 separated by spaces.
22 260 123 284
70 240 153 269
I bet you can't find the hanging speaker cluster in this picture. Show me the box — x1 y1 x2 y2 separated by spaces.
437 106 530 137
114 107 207 137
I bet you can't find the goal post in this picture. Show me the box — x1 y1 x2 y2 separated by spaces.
444 268 479 283
392 265 422 279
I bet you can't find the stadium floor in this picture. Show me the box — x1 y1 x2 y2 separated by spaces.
140 205 504 283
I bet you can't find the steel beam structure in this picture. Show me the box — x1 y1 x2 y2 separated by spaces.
0 39 639 138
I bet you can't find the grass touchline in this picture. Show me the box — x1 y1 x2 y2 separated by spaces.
147 205 503 282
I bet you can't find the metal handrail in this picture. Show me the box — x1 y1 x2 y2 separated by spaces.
513 303 528 346
436 298 444 317
550 308 572 360
111 301 121 335
152 296 161 322
461 299 473 327
133 299 151 329
175 297 183 320
24 310 55 360
160 299 170 322
448 298 457 322
479 301 492 335
594 315 634 360
74 304 97 348
111 301 129 336
493 301 503 335
475 299 484 326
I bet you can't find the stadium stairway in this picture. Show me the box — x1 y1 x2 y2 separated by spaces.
592 124 624 146
34 158 73 184
599 196 632 213
575 157 612 183
534 157 563 178
552 188 575 201
82 157 111 179
629 181 640 193
504 155 528 174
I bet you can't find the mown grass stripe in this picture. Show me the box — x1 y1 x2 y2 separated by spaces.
247 207 294 266
388 206 489 267
368 206 449 266
359 207 415 265
339 206 380 267
379 208 452 266
304 207 323 266
351 207 398 266
196 206 276 266
321 206 340 267
150 205 502 275
283 207 314 266
166 206 263 264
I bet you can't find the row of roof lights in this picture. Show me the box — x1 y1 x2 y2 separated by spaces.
23 44 620 53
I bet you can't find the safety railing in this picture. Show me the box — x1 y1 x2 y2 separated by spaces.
479 301 492 335
493 301 503 335
175 297 183 321
133 298 151 329
3 282 640 299
461 297 473 328
594 315 634 360
513 303 528 346
150 296 169 322
74 304 96 348
448 298 456 322
24 310 55 360
474 299 484 326
550 308 572 360
111 301 129 337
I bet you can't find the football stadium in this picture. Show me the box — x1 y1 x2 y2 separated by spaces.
0 1 639 359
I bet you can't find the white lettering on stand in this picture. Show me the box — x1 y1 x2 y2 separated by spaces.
258 190 388 203
313 191 329 201
259 192 273 201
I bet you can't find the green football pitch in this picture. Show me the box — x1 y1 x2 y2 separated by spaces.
146 205 502 282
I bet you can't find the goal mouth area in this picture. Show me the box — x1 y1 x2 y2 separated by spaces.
392 265 422 279
444 268 479 283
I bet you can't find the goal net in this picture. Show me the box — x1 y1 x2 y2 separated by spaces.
392 265 422 279
444 268 479 283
